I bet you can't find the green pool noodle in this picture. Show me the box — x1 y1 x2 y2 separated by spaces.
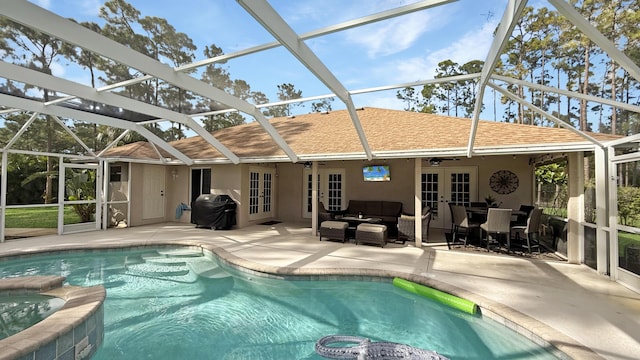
393 277 478 315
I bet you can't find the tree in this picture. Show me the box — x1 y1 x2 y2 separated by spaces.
0 17 66 204
311 98 334 113
265 83 303 117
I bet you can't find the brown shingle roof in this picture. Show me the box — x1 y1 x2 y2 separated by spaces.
104 107 621 161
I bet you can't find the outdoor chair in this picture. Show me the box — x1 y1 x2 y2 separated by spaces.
468 202 488 223
511 208 543 253
448 204 481 249
511 205 535 227
397 207 431 244
480 208 513 252
317 202 335 235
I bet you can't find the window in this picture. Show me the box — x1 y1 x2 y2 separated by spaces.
191 168 211 203
110 166 122 182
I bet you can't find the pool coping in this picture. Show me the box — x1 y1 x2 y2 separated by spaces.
0 276 105 360
0 240 602 360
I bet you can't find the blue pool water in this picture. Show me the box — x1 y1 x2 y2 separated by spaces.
0 248 559 359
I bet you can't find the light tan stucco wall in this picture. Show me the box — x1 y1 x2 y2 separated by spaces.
163 164 243 226
128 163 144 226
276 163 304 221
126 154 535 228
276 156 536 224
166 166 190 224
211 164 243 227
472 155 535 209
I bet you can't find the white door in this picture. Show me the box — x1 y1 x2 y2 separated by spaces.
422 166 477 229
303 168 345 218
143 165 165 219
249 167 275 221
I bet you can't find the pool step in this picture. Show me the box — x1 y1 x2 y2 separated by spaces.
187 259 230 279
142 255 187 266
125 263 190 277
156 249 204 258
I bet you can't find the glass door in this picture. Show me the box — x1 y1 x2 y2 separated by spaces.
249 167 275 221
422 166 477 229
303 168 345 218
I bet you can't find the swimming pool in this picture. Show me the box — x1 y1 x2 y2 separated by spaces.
0 247 559 359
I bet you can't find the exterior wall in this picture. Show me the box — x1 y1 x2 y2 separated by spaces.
167 166 191 224
128 163 144 227
164 164 243 226
212 164 243 227
276 162 303 221
126 154 535 229
275 156 535 225
472 155 535 209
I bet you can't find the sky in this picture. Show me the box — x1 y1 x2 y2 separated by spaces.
27 0 516 118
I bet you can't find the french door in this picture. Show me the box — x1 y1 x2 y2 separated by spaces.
249 167 275 221
303 168 345 218
422 166 477 229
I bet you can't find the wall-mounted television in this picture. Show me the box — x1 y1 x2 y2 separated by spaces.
363 165 391 182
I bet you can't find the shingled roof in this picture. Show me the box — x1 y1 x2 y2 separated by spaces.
103 107 621 163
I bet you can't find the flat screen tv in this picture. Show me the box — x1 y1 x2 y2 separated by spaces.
363 165 390 182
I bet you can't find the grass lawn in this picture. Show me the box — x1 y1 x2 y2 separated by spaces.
619 231 640 257
5 206 82 228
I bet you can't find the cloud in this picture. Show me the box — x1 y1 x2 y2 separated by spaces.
345 12 437 58
377 19 499 83
49 62 66 78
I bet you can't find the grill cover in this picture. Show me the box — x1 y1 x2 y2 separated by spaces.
191 194 237 230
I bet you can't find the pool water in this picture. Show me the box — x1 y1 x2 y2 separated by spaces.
0 294 65 340
0 248 559 359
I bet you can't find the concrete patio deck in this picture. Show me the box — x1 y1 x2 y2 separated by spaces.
0 222 638 359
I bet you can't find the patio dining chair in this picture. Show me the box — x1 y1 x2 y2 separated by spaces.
448 204 481 249
480 208 513 252
511 207 543 253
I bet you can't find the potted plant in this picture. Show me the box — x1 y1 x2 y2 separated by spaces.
485 195 499 208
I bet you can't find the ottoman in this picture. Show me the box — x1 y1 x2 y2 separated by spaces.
355 223 388 247
319 221 348 243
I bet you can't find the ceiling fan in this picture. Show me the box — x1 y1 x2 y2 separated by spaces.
428 157 458 166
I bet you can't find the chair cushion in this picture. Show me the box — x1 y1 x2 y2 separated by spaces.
321 221 348 229
356 223 387 232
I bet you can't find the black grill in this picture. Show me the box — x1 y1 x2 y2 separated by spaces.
190 194 237 230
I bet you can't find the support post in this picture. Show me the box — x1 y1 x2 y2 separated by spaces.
0 152 7 243
311 161 318 235
414 158 422 247
594 147 609 275
567 152 585 264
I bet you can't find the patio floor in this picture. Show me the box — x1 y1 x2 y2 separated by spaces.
0 221 639 360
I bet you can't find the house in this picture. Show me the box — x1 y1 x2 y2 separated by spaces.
103 107 619 259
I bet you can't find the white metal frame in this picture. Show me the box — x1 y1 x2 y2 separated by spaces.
58 160 102 235
0 0 638 290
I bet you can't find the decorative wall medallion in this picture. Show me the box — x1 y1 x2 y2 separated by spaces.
489 170 519 194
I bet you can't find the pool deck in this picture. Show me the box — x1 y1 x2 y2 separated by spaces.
0 222 639 360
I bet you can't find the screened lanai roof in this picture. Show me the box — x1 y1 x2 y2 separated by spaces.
1 0 640 165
